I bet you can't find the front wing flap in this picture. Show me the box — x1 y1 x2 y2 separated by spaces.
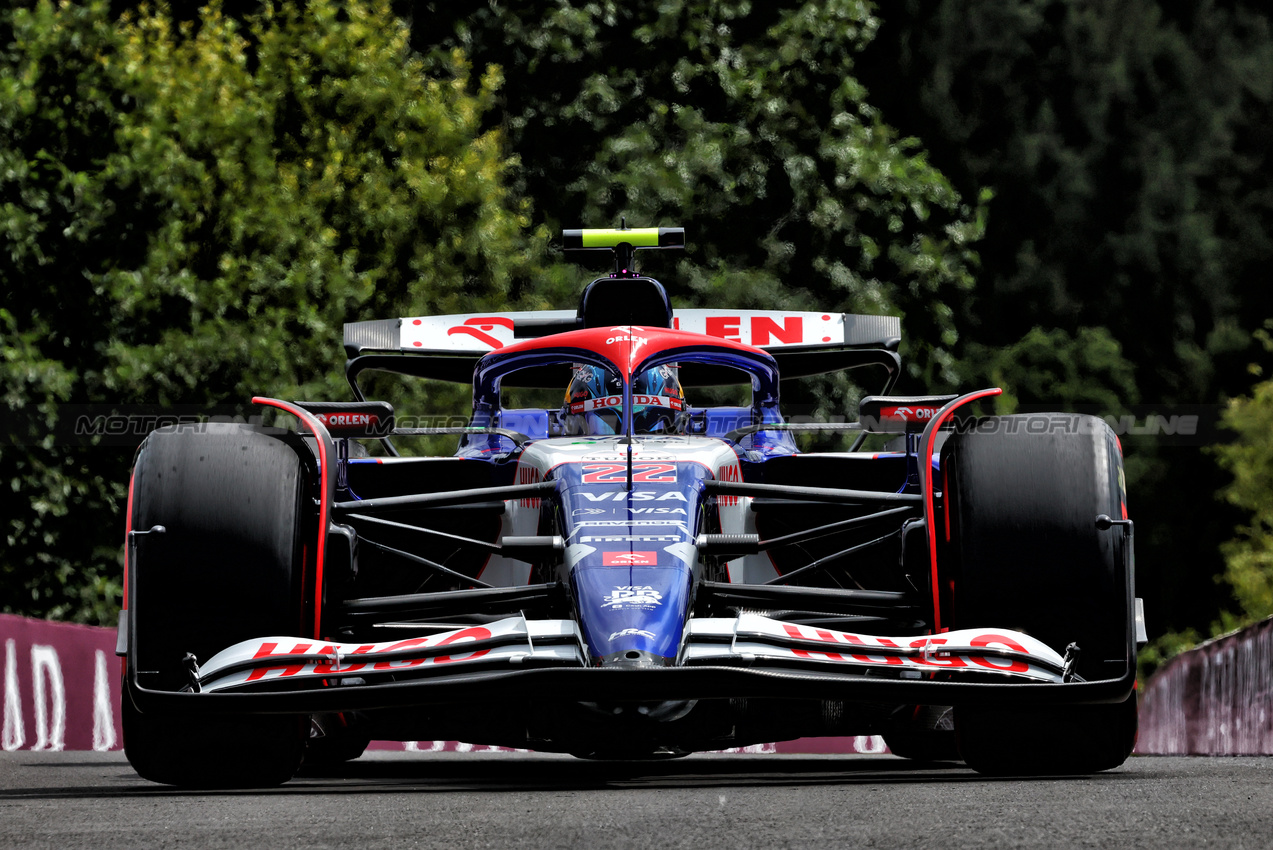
684 615 1066 682
186 615 1065 694
193 619 587 693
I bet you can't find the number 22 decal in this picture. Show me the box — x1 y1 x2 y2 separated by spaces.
581 463 676 484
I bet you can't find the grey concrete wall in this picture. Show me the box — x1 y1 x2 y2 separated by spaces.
1137 616 1273 755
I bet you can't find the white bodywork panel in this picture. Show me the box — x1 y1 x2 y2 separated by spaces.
192 615 1066 691
400 310 850 353
685 614 1068 682
195 618 588 692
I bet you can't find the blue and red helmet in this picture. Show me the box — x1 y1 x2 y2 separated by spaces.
563 364 685 435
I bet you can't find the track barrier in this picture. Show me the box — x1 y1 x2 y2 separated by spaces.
1137 615 1273 755
1 614 120 752
0 614 886 754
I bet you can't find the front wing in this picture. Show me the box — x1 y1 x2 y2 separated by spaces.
132 615 1122 714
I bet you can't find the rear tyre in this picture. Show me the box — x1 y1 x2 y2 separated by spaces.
883 706 960 762
302 714 372 771
883 730 960 763
123 423 311 787
942 414 1137 775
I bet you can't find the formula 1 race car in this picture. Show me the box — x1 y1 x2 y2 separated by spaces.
118 226 1147 786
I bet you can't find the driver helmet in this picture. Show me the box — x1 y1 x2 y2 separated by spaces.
563 364 685 435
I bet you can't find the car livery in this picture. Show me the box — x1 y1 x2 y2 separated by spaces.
119 225 1146 786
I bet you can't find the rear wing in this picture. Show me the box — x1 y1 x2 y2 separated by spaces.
344 310 900 386
345 310 900 357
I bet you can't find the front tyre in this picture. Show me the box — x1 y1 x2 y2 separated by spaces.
954 694 1138 776
123 423 311 787
942 414 1137 775
122 698 307 788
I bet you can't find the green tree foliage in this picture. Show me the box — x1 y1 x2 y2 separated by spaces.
966 327 1139 415
861 0 1270 400
102 0 538 404
857 0 1273 640
1 0 537 622
410 0 987 397
5 0 990 621
1215 328 1273 625
1 1 134 622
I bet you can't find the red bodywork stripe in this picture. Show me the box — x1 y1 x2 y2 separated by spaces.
301 543 309 621
253 397 332 639
494 325 767 382
922 388 1002 634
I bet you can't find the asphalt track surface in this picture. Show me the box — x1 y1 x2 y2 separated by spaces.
1 751 1271 849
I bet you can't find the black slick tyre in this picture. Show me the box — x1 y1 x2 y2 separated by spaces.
123 423 310 787
954 694 1138 776
882 706 960 762
302 713 372 772
882 730 961 763
941 413 1137 775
